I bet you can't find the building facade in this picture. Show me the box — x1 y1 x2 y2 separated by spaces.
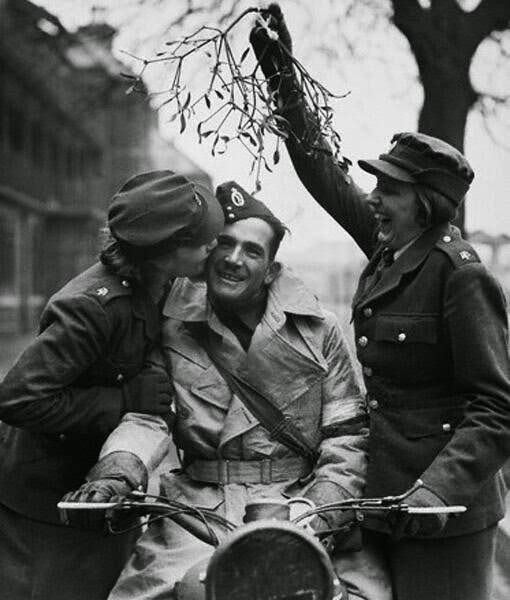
0 0 209 334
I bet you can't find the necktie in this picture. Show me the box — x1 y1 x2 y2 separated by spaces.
362 248 394 296
380 247 395 269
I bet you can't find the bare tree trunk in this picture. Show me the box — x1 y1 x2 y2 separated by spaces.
392 0 481 233
417 60 476 232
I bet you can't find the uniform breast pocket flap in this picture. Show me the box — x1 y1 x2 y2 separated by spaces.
403 405 464 440
190 367 231 410
374 314 439 344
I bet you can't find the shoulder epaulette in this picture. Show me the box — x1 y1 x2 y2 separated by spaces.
89 277 133 306
435 230 480 268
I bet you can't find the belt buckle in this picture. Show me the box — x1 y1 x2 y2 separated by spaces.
260 459 272 484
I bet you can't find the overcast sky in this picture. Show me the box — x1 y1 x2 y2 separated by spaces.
35 0 510 263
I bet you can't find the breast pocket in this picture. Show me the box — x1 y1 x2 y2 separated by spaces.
401 404 465 439
374 314 439 345
168 340 231 412
378 404 465 474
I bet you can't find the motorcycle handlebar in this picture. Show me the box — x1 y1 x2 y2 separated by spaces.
57 495 228 547
58 492 466 546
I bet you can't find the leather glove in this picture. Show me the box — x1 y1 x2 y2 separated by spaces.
122 365 173 415
308 514 336 553
250 3 295 92
304 481 362 553
390 482 449 540
60 478 131 530
59 451 147 530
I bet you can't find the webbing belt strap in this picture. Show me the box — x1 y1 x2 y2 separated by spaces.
190 323 319 464
186 457 311 485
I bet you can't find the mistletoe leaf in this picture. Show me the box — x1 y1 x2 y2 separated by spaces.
240 47 250 63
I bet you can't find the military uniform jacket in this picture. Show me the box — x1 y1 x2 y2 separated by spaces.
0 262 160 523
283 120 510 537
101 268 369 522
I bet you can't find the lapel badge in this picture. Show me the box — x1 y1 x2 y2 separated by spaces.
96 287 109 296
231 187 245 207
459 250 472 261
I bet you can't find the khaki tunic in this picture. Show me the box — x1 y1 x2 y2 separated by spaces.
105 268 390 599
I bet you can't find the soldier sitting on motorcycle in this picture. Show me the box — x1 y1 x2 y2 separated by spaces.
63 183 391 600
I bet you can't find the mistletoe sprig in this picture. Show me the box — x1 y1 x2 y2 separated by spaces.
121 7 349 192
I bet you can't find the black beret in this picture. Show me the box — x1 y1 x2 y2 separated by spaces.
108 170 224 254
358 132 474 206
215 181 283 226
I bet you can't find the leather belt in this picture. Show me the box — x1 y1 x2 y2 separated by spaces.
185 457 311 485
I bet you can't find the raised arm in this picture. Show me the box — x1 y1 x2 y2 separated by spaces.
250 3 377 257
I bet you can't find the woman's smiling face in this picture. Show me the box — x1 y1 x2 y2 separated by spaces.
367 176 426 249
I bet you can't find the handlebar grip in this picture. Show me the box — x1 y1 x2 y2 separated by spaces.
57 501 117 510
407 506 466 514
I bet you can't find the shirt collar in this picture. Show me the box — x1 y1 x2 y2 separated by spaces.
393 232 424 261
163 265 324 323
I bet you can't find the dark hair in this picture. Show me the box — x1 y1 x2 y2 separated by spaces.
255 215 289 260
99 228 144 283
415 185 458 228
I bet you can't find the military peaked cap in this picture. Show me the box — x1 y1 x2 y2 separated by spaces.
359 132 474 206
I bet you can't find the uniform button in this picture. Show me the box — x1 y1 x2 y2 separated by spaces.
442 423 451 432
368 399 379 410
358 336 368 347
363 307 373 318
116 373 124 383
363 366 373 377
442 235 452 243
59 433 67 441
397 332 406 342
121 279 130 288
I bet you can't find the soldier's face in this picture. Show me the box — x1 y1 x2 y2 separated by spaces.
367 176 425 249
207 218 279 308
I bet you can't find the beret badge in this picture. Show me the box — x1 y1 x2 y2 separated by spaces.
231 188 245 207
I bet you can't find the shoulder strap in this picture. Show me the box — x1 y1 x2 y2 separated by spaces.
194 325 318 463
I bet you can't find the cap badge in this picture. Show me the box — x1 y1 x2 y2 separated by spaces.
231 188 245 207
459 250 472 261
96 287 109 296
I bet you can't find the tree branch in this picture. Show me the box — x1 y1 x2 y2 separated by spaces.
472 0 510 38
